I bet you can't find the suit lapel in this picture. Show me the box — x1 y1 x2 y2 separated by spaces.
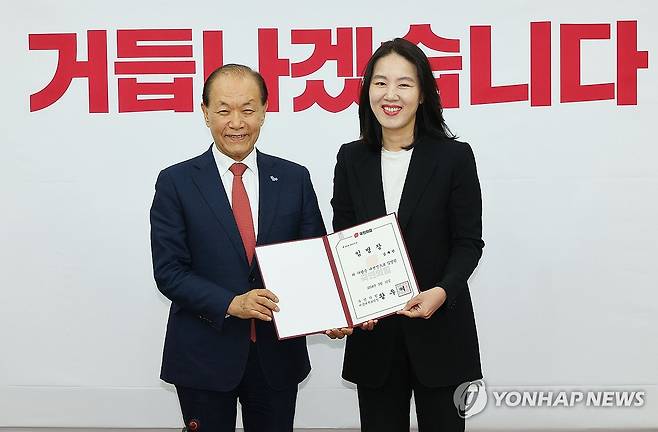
192 147 249 265
255 150 280 247
354 147 387 221
397 137 439 230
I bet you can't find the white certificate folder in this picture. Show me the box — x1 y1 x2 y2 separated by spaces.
255 214 420 339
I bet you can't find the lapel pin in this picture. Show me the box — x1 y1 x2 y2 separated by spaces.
270 175 278 182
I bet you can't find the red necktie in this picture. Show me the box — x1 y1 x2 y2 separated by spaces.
229 163 257 342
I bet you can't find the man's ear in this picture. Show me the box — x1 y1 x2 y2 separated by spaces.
261 101 268 125
201 103 209 125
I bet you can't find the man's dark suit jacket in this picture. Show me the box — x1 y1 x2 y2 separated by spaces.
331 136 484 388
150 146 326 392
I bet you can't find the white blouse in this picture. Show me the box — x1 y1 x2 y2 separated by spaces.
381 147 414 215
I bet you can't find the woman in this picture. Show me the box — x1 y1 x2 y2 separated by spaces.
327 38 484 431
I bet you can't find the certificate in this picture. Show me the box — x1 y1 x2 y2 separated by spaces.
255 214 419 339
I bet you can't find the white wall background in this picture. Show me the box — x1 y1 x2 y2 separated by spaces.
1 0 657 429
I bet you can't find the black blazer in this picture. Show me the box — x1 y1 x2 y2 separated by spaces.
150 147 326 391
331 136 484 388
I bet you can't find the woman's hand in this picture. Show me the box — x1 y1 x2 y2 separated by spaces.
325 328 353 339
397 287 447 319
359 319 378 331
325 320 378 339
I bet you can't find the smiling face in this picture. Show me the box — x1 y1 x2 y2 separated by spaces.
201 72 267 161
368 52 422 145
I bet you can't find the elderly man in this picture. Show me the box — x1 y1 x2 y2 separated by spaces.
150 64 326 431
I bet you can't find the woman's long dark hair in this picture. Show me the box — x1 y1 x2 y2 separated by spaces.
359 38 455 150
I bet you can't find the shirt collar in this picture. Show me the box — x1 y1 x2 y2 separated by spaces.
212 144 258 176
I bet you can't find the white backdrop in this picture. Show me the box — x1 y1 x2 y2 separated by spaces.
1 0 657 429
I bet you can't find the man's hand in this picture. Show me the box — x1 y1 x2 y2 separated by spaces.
397 287 447 319
325 319 378 339
227 289 279 321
